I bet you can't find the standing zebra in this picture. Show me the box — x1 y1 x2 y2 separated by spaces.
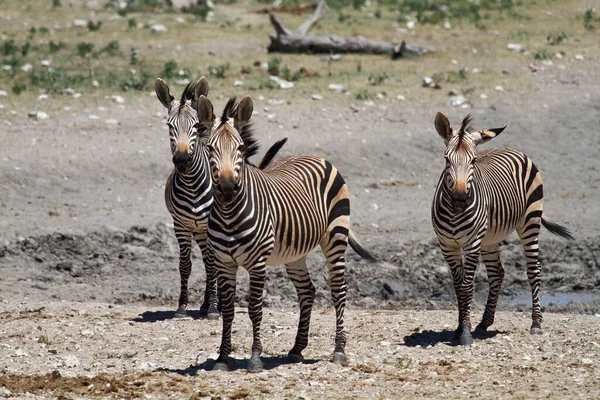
431 112 573 346
195 95 377 371
155 78 286 319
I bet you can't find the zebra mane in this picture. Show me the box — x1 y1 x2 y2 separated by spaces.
177 82 196 115
219 97 259 161
457 113 474 144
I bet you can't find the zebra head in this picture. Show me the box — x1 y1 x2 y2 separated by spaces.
435 112 507 212
155 77 209 174
196 96 257 205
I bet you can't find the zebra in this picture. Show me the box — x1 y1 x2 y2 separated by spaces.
431 112 573 346
155 78 287 319
194 95 377 371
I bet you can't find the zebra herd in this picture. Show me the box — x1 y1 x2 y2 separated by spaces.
155 77 573 371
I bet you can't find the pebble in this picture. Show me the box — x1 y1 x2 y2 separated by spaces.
73 19 87 28
28 111 49 120
150 24 167 33
63 355 80 368
575 54 584 60
174 16 185 23
396 94 406 101
0 387 12 397
111 95 125 104
40 60 51 67
105 119 118 124
89 115 99 120
330 54 342 61
450 96 471 108
13 348 28 357
421 77 434 88
480 93 488 99
406 20 416 29
443 21 452 30
0 90 7 97
507 43 525 53
328 84 346 93
311 94 322 100
494 85 504 92
37 94 48 100
269 76 294 89
581 358 594 365
233 80 244 87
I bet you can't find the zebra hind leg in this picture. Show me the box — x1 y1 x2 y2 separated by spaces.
285 256 316 363
517 219 543 335
213 265 238 371
196 236 220 320
174 227 193 318
320 227 349 363
475 244 505 334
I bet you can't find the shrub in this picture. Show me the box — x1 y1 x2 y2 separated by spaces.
49 41 66 53
76 42 94 58
101 41 120 56
209 63 230 79
87 21 103 32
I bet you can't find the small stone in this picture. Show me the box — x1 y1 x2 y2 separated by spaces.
421 77 434 87
81 329 94 336
0 386 12 397
575 54 584 60
406 20 415 29
447 89 458 96
443 21 452 30
111 95 125 104
63 88 75 96
581 358 594 365
450 95 470 108
555 52 564 59
89 115 99 120
92 80 100 87
507 43 525 53
233 80 244 87
480 93 488 99
471 68 480 74
330 54 341 61
150 24 167 32
174 16 185 23
328 84 346 93
105 119 118 124
28 111 49 120
73 19 87 28
269 76 294 89
1 65 12 71
494 85 504 92
0 90 6 97
396 95 406 101
311 94 322 100
14 348 28 357
73 93 82 98
40 60 51 67
37 94 48 100
63 355 80 368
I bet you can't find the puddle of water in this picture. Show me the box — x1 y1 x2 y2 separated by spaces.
508 291 600 306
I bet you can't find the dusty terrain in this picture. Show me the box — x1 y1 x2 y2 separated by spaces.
1 0 600 398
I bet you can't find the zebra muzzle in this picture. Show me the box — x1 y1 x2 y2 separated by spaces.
452 191 469 212
215 178 239 204
173 151 190 172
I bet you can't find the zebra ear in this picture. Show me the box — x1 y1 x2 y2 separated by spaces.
155 78 174 109
236 96 253 126
473 125 507 145
195 77 209 100
434 112 453 143
196 95 214 129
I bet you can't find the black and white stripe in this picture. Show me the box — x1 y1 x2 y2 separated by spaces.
431 112 573 345
196 96 376 371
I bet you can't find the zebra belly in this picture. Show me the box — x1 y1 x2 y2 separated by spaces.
481 218 518 246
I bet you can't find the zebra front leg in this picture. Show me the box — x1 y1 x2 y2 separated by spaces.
518 221 543 335
285 256 315 363
457 249 480 345
441 247 469 343
247 264 267 371
195 236 220 320
213 264 237 371
174 225 193 318
476 244 505 333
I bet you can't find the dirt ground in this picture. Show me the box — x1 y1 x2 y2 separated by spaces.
1 3 600 396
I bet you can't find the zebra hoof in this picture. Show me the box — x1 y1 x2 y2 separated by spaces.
174 306 188 319
212 361 230 371
530 323 543 335
332 352 347 364
247 354 263 372
460 331 473 346
287 352 304 363
206 312 220 321
198 308 208 317
474 324 487 335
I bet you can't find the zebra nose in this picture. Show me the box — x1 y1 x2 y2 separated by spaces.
172 151 190 168
452 190 468 202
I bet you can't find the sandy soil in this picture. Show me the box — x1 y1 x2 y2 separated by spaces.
1 47 599 398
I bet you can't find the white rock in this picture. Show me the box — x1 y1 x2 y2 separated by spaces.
266 114 276 119
311 94 322 100
406 20 416 29
106 119 118 124
494 85 504 92
73 93 82 98
581 358 594 365
0 386 12 397
63 88 75 96
471 68 480 74
555 52 564 59
328 84 346 93
268 99 284 105
575 54 584 60
175 78 190 86
450 96 471 108
0 104 3 109
421 77 434 87
73 19 88 28
507 43 525 53
111 95 125 104
13 348 28 357
396 95 405 101
40 59 51 67
330 54 341 61
0 90 6 97
233 80 244 87
269 76 294 89
443 21 452 30
21 63 32 72
81 329 94 336
89 115 99 120
480 93 488 99
28 111 49 120
38 94 48 100
92 80 99 87
63 355 80 368
1 65 11 71
150 24 167 32
174 16 185 23
376 93 385 99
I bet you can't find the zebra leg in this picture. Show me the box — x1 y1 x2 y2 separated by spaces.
174 224 192 318
321 229 349 363
247 263 267 371
195 234 219 320
517 221 543 335
213 264 237 371
476 244 505 333
285 256 315 363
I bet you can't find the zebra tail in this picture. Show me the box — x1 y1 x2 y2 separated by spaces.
541 217 574 240
258 138 288 170
348 230 378 262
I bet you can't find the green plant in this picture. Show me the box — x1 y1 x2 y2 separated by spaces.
374 9 382 19
368 72 389 86
162 60 179 79
533 48 551 60
127 18 136 29
182 4 213 21
76 42 94 58
101 41 120 56
546 31 567 45
2 40 18 56
87 20 103 32
52 0 61 7
39 26 50 34
12 83 26 95
20 42 31 57
355 89 373 100
118 70 153 91
130 48 139 65
267 57 282 76
208 63 230 79
27 27 36 40
49 40 66 53
583 8 596 31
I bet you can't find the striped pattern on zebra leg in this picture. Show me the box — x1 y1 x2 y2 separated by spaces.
174 224 193 318
285 256 315 363
213 262 238 372
247 264 267 371
476 244 505 333
517 217 543 335
194 233 219 319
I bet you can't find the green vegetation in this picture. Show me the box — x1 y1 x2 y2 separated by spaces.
583 8 597 31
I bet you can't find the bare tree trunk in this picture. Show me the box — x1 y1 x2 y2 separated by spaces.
267 0 429 58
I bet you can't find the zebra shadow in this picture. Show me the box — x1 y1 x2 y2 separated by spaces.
131 310 207 323
159 356 320 375
402 328 504 347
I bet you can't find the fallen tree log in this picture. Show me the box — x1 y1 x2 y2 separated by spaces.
267 0 430 58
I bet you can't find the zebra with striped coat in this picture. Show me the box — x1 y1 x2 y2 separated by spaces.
431 112 573 345
195 95 377 371
155 78 285 319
